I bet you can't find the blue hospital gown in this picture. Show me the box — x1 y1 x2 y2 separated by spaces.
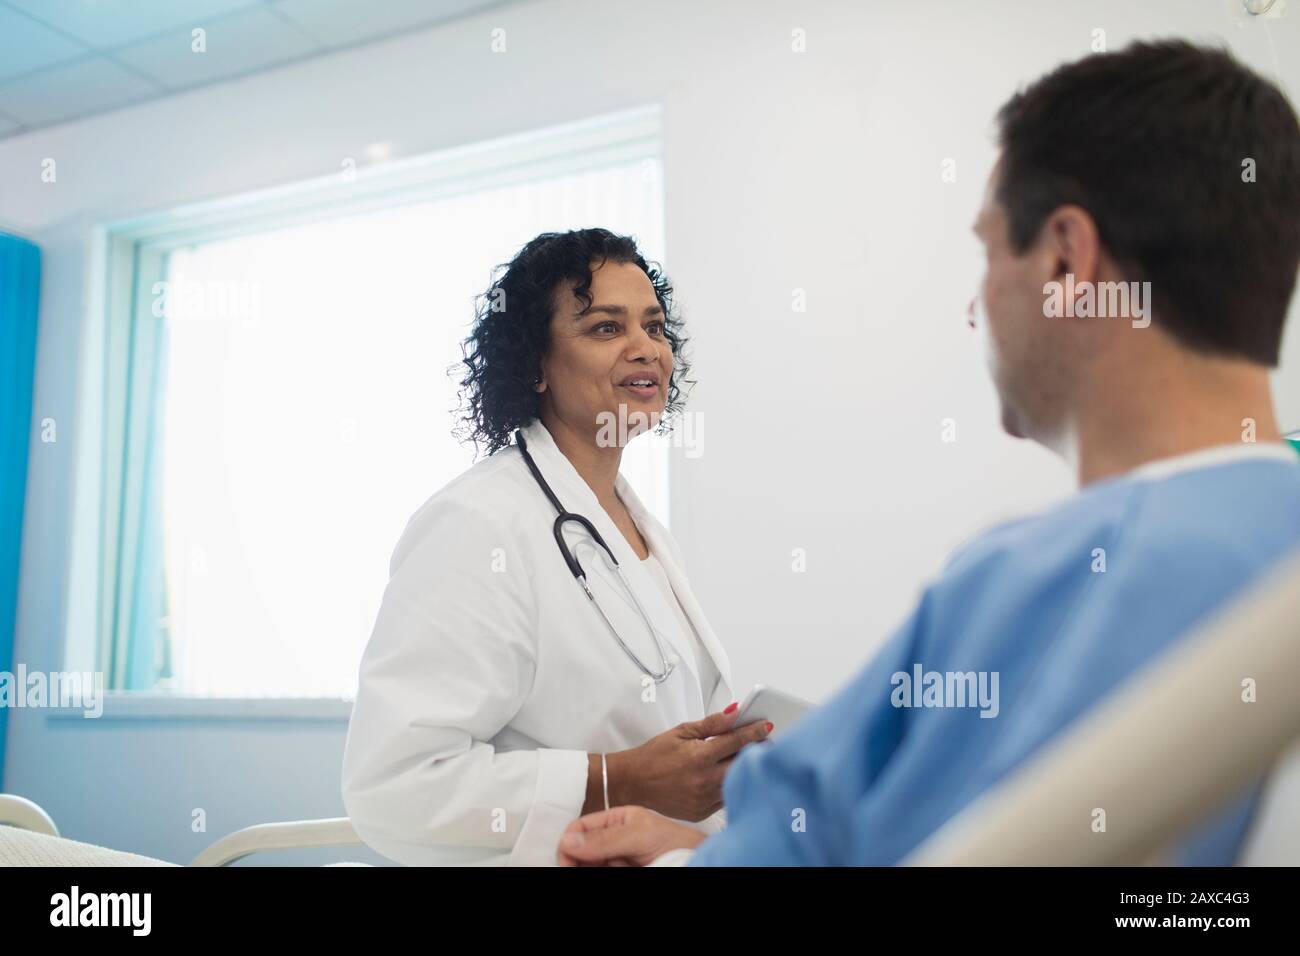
691 452 1300 866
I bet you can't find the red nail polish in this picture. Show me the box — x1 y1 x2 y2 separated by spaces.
724 701 738 714
765 722 774 733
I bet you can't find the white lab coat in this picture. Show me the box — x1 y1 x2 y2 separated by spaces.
341 418 735 865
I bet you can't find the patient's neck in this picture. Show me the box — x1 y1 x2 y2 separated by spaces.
1065 343 1281 487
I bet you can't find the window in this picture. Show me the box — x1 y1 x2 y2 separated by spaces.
70 107 668 700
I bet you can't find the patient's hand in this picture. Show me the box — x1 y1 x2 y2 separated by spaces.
557 806 707 867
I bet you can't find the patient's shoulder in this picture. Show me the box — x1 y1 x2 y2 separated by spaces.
940 480 1135 582
936 462 1300 614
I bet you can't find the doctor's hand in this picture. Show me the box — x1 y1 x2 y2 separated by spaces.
598 706 772 822
558 806 707 867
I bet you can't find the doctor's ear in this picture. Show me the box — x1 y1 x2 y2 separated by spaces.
533 375 546 393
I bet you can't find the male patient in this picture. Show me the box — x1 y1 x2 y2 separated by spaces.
558 40 1300 866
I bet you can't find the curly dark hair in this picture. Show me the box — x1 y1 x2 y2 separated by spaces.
453 228 693 457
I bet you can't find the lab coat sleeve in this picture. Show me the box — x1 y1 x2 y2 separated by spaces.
341 496 589 866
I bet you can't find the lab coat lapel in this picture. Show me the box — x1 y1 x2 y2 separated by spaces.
617 476 734 699
517 420 706 696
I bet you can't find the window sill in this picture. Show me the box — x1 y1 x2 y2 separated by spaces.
44 693 354 722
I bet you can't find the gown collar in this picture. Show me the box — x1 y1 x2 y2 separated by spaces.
1128 441 1298 483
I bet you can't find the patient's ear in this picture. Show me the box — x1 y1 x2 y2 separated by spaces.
1043 204 1101 286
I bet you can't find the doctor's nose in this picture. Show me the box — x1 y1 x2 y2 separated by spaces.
624 328 661 363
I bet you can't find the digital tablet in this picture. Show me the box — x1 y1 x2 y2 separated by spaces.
733 684 813 736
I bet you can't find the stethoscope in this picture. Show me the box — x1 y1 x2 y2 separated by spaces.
515 429 677 684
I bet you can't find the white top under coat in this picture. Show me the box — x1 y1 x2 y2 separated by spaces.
642 549 723 705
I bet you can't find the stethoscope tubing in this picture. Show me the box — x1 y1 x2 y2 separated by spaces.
515 429 676 683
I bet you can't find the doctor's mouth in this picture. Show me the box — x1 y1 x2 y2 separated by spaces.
616 368 660 402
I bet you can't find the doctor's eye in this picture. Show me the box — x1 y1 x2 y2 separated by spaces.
593 321 620 334
646 320 665 336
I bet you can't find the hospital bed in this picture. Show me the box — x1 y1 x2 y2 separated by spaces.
0 795 365 866
0 794 176 866
3 547 1299 866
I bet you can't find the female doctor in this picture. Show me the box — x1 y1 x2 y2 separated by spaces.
342 228 769 865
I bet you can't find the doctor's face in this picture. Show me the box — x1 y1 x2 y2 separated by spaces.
537 260 673 446
972 160 1074 443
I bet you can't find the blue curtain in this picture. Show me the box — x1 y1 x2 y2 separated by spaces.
0 233 41 784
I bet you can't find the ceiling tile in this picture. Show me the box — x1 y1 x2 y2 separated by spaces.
0 4 89 82
0 56 158 126
4 0 264 50
0 0 524 139
272 0 501 48
113 6 323 89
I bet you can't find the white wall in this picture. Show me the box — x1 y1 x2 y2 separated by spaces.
2 0 1297 861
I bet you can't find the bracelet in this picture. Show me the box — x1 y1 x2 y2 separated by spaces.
601 753 610 811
